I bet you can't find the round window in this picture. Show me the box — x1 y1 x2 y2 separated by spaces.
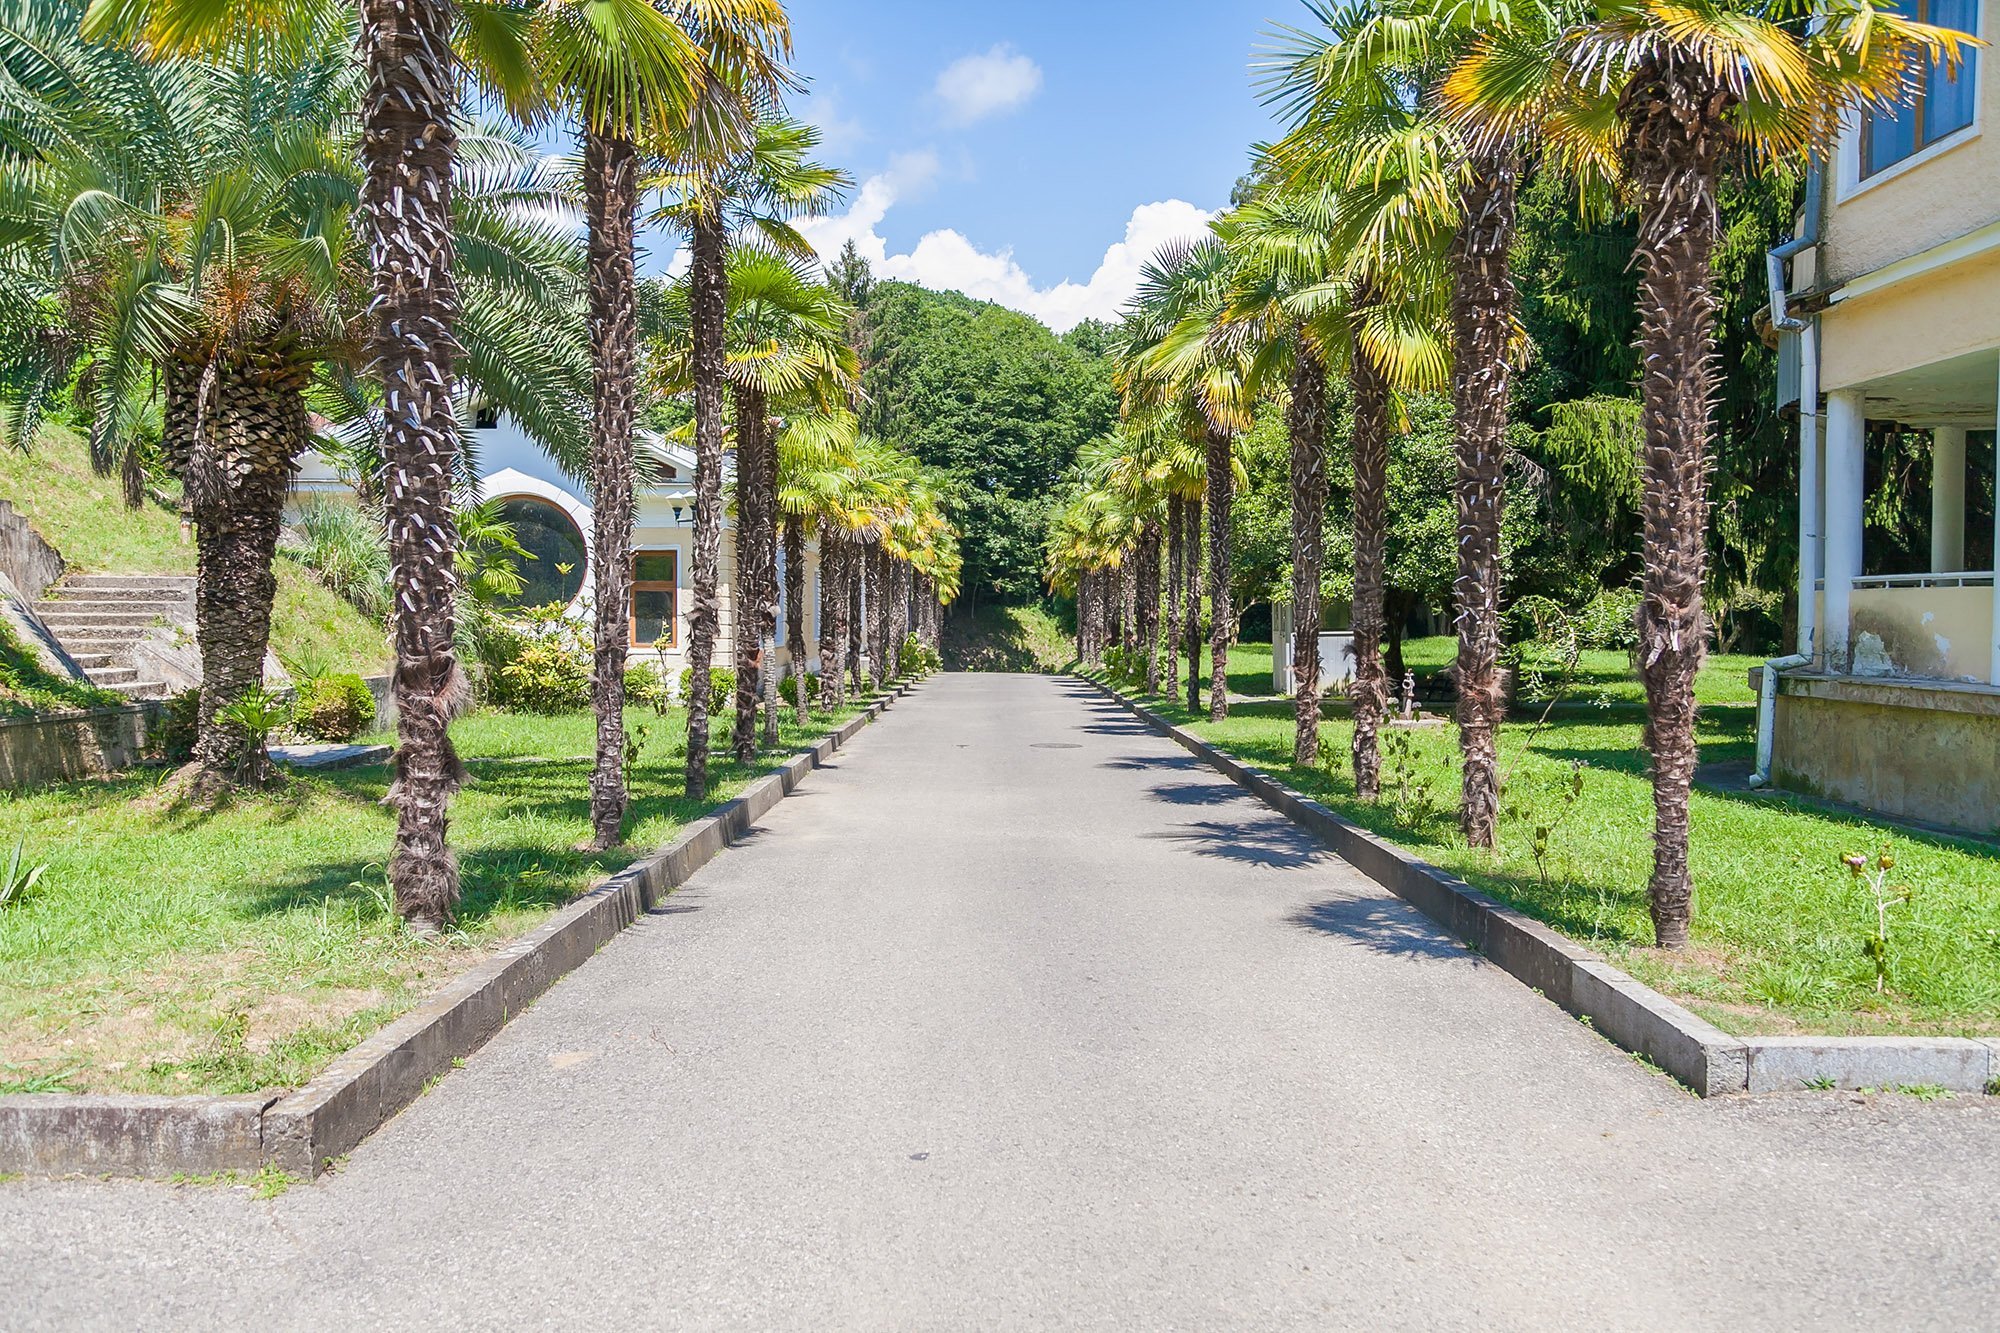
492 495 587 609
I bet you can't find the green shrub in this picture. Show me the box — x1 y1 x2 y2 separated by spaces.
293 672 377 742
897 633 941 678
677 665 735 716
151 688 201 761
1575 587 1641 652
625 661 668 708
485 606 592 714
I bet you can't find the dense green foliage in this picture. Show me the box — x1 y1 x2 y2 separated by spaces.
855 281 1116 606
293 673 378 743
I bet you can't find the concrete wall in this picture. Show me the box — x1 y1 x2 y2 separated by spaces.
1819 245 2000 392
1848 584 1995 681
0 498 64 601
0 704 157 789
1774 676 2000 834
1823 0 2000 285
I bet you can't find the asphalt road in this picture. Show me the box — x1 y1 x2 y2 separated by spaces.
5 673 1998 1331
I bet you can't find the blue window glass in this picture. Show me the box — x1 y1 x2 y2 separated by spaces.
1862 0 1979 179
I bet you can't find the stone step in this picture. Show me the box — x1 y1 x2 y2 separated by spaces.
84 665 139 685
107 679 168 698
68 652 118 670
58 574 194 588
33 609 178 628
38 624 149 645
37 589 190 608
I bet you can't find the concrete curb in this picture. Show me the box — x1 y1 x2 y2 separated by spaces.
0 682 920 1178
1085 678 1997 1098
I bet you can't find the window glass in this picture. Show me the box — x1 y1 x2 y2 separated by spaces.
1861 0 1979 178
634 552 676 583
493 497 587 609
633 588 673 646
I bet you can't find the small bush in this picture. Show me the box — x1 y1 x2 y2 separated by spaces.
151 688 201 761
1575 587 1642 652
678 665 735 716
294 673 377 742
898 633 941 678
625 661 668 708
484 606 592 714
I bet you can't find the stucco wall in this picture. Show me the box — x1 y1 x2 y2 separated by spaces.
1847 584 1995 681
1822 0 2000 285
1774 678 2000 834
1819 246 2000 392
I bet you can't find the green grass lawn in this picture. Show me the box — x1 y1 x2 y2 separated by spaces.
0 697 874 1094
1 425 388 675
1114 639 2000 1037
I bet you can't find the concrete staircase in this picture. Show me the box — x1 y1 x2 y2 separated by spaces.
31 575 194 699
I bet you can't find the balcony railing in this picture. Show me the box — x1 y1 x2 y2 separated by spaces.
1816 571 1997 590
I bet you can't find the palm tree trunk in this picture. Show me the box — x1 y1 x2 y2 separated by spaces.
870 546 884 686
1349 339 1390 800
168 356 303 791
846 548 863 694
1139 518 1162 695
819 524 842 709
889 558 910 677
1205 426 1233 722
584 128 639 850
360 0 465 931
684 213 728 799
1183 495 1202 712
1164 495 1183 703
1289 348 1329 766
785 514 808 724
1624 57 1732 951
732 385 771 762
1450 146 1520 849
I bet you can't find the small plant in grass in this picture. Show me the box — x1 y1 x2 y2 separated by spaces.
0 837 49 909
1841 848 1914 994
625 661 668 709
219 687 290 785
678 666 735 718
1898 1083 1952 1102
1529 762 1588 887
250 1164 299 1199
624 720 651 770
1382 731 1436 826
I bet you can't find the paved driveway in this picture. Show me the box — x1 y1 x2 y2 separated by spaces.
4 673 1997 1330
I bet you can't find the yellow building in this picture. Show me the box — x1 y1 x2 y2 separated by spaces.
1764 0 1998 832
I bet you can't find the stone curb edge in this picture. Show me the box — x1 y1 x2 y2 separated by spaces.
0 682 920 1179
1085 678 1999 1100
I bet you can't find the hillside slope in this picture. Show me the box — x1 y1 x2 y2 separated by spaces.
0 425 387 675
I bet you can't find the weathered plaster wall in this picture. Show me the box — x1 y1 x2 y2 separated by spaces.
1818 247 2000 393
1774 678 2000 834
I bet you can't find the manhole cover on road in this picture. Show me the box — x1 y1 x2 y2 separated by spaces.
1031 743 1082 749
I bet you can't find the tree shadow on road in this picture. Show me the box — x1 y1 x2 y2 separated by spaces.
1285 896 1469 960
1100 754 1204 772
1147 781 1246 807
1146 818 1331 869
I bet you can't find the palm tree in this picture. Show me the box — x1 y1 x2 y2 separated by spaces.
777 407 861 723
1446 0 1962 944
1123 238 1254 723
643 34 805 799
469 1 710 850
1262 0 1541 834
18 3 587 817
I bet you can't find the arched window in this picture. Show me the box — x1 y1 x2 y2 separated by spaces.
492 495 587 609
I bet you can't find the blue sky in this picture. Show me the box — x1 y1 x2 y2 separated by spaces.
738 0 1293 331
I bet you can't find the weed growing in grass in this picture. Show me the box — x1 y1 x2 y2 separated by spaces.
0 838 49 909
1842 849 1914 994
251 1164 299 1198
1898 1084 1952 1102
0 1064 75 1093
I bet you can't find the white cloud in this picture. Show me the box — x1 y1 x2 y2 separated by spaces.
797 165 1214 333
933 44 1043 126
801 85 865 155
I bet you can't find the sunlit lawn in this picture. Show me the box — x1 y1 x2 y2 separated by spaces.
1123 640 2000 1037
0 699 871 1094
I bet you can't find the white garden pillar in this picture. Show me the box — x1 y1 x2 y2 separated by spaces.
1932 425 1967 573
1796 323 1822 659
1823 388 1867 672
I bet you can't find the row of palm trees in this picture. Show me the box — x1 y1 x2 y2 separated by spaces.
1058 0 1964 950
12 0 956 932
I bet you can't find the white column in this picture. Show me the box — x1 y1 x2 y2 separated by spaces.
1796 323 1821 659
1991 363 2000 685
1932 426 1967 573
1823 388 1867 673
